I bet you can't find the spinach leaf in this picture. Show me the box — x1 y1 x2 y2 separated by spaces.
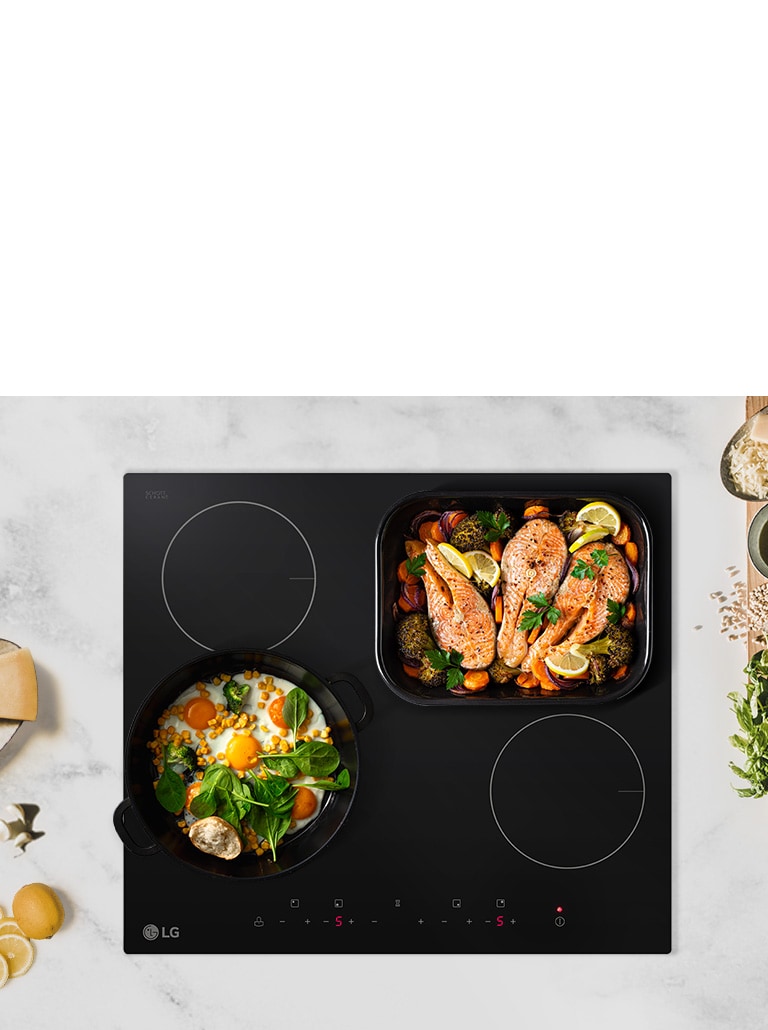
283 687 309 742
261 754 300 778
155 746 188 813
291 740 340 777
307 768 351 791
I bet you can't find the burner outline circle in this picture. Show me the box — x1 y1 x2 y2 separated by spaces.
161 500 317 652
488 712 645 870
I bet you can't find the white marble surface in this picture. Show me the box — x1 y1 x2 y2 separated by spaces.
0 395 758 1028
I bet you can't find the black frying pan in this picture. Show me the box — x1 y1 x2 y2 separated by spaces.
113 648 372 878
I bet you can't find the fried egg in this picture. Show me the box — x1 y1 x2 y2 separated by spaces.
149 669 337 855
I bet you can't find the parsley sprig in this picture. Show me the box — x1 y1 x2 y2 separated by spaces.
425 647 466 689
518 593 561 631
477 510 511 542
606 598 626 624
405 552 426 578
572 548 610 580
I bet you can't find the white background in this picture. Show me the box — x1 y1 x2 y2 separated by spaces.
0 2 766 394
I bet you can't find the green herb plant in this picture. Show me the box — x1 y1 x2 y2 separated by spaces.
729 649 768 798
606 599 626 625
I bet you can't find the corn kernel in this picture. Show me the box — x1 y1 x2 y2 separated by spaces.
212 677 221 686
220 673 231 682
244 670 252 680
257 701 265 709
215 703 225 712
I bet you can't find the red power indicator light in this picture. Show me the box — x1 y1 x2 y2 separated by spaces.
556 906 563 913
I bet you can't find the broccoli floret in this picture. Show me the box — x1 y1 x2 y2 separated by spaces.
449 514 489 553
396 612 435 664
577 624 635 670
603 623 634 669
165 741 197 773
223 680 251 715
417 657 447 688
559 510 580 533
488 657 518 684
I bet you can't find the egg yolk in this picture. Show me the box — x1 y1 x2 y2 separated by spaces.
185 781 202 810
183 696 217 730
225 734 262 771
291 785 318 821
268 695 310 734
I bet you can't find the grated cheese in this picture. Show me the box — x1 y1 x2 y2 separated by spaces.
728 434 768 499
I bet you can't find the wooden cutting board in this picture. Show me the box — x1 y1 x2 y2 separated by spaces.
746 395 768 658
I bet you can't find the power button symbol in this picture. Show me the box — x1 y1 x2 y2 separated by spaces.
554 915 566 928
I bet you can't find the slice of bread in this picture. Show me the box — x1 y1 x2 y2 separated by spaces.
188 816 242 860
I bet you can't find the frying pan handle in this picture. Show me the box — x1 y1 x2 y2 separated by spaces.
113 798 160 857
328 673 374 732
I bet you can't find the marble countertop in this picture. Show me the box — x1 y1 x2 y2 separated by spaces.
0 395 758 1029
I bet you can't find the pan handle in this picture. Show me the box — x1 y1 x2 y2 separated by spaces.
113 798 160 857
328 673 374 732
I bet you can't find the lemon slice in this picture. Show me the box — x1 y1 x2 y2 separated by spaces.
568 527 609 553
0 934 35 977
0 918 22 937
436 542 473 578
544 650 589 678
463 550 501 588
0 954 8 990
576 501 622 536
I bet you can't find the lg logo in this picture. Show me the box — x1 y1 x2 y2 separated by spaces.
143 924 180 940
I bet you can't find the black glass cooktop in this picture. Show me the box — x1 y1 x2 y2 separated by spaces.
118 472 671 954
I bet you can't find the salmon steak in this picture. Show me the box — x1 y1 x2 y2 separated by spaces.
496 519 568 668
522 540 631 671
421 540 496 669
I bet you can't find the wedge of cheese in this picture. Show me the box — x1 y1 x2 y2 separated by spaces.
0 647 38 721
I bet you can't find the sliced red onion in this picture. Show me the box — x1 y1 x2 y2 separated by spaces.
448 683 476 696
439 509 469 539
399 580 426 611
491 583 501 606
626 556 640 595
408 509 443 538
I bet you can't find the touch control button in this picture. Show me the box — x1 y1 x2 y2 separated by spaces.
555 916 566 927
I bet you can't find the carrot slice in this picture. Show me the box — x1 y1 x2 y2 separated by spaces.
523 504 549 519
402 662 421 679
611 664 629 680
623 601 636 625
527 625 541 645
418 521 439 542
397 560 418 585
612 523 631 546
530 658 549 684
493 595 504 623
624 541 638 565
430 522 447 543
463 671 490 692
490 539 504 562
516 671 538 689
